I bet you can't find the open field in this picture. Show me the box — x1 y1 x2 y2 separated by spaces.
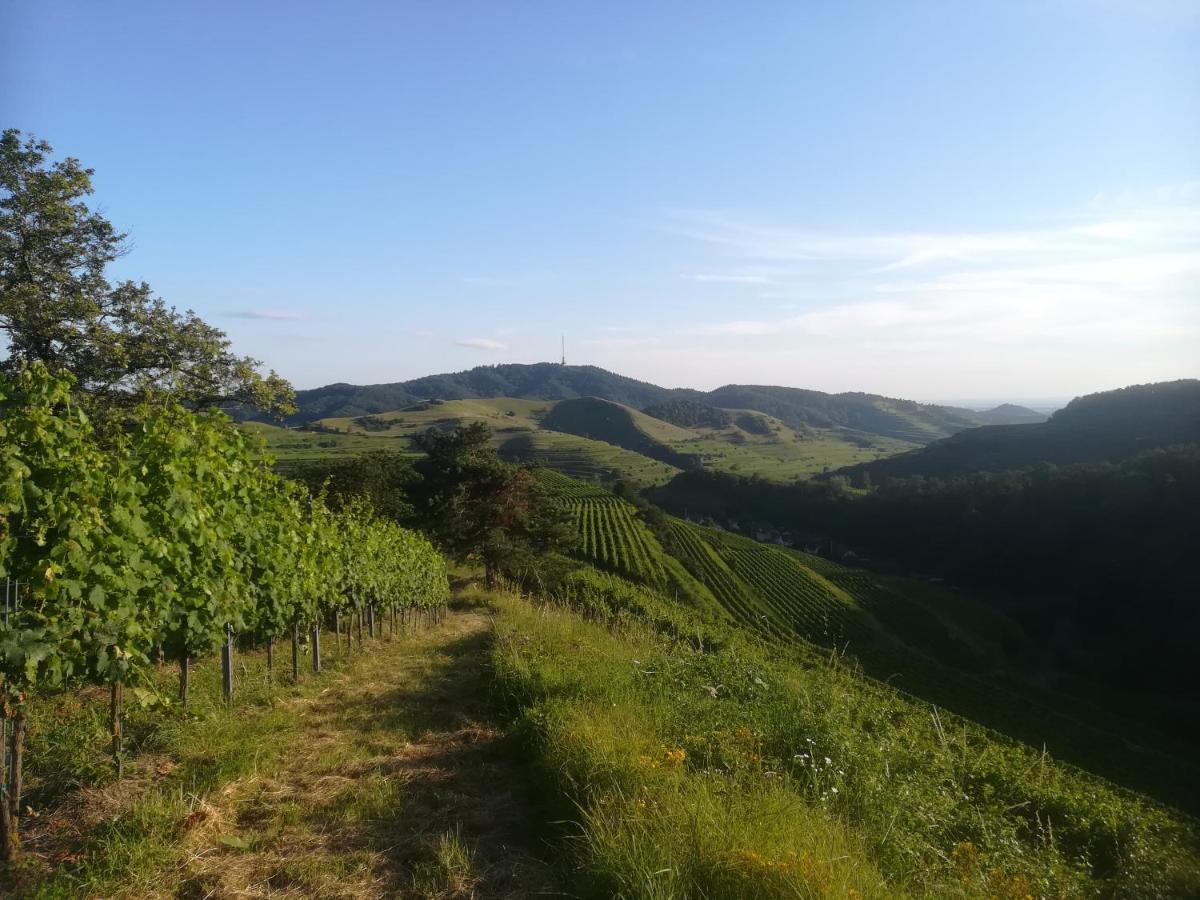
240 421 415 463
664 430 918 480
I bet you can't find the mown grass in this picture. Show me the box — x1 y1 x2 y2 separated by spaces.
6 608 550 899
10 642 321 896
489 584 1200 899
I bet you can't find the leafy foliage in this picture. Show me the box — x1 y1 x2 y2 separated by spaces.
0 129 292 417
0 363 448 700
411 423 571 584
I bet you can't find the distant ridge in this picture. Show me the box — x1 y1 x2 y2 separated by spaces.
269 363 1044 444
832 379 1200 481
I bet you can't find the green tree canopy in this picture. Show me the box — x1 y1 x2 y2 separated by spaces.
0 129 293 416
411 422 570 584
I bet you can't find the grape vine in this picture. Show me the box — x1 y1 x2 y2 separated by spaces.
0 365 448 859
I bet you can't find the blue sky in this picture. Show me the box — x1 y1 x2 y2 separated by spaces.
5 1 1197 402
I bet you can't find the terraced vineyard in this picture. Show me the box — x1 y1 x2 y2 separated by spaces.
663 521 871 646
717 540 865 644
534 467 610 499
665 520 768 630
564 496 668 586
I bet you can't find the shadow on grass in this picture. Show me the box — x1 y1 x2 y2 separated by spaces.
302 624 568 898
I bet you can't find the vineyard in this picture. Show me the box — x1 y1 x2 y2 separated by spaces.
665 519 871 647
570 498 666 585
0 365 449 860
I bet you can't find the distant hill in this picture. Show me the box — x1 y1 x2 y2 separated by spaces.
704 385 978 442
280 364 681 424
971 403 1046 425
833 379 1200 481
276 363 1035 445
541 397 702 470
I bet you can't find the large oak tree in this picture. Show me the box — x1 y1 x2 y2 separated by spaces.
0 129 293 416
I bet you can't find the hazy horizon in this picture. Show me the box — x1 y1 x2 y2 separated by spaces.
6 1 1197 399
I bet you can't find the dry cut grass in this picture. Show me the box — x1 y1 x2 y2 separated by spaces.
19 597 562 899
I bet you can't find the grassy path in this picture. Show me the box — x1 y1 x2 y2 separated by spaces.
174 605 561 899
23 600 563 899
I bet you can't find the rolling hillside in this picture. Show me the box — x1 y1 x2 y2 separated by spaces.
250 393 923 484
834 378 1200 481
273 363 1044 441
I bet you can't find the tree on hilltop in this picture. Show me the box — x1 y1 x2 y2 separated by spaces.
0 129 293 416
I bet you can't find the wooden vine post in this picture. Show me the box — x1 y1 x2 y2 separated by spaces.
110 681 124 777
311 621 321 673
221 624 234 704
291 623 301 681
0 703 26 861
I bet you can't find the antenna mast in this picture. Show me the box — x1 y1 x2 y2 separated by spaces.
561 335 566 366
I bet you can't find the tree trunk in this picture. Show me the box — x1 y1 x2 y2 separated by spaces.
110 681 124 778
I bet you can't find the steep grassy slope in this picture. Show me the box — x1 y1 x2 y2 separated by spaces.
674 519 1200 810
493 577 1200 898
538 473 1200 812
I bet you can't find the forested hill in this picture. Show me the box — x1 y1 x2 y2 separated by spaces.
284 364 680 423
272 363 1044 441
833 378 1200 481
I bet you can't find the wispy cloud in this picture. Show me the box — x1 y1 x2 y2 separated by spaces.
454 337 509 351
226 308 312 321
583 336 662 350
671 186 1200 349
682 272 773 284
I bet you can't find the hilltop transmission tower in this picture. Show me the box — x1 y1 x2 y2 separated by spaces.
561 335 566 366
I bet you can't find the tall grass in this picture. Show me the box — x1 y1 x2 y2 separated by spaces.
490 586 1200 898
